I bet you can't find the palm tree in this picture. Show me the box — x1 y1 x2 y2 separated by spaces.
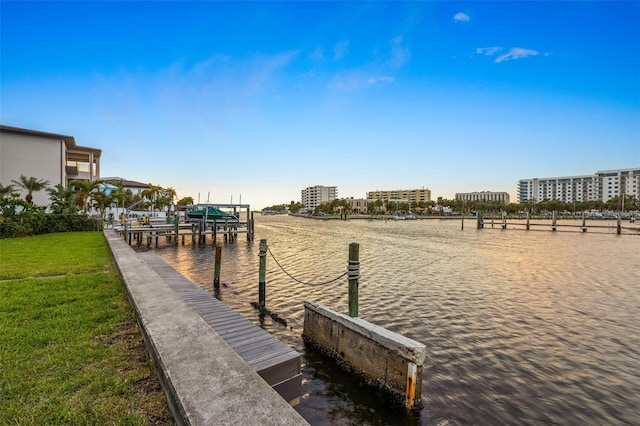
11 175 49 204
70 179 102 213
91 191 113 219
0 183 18 198
110 181 132 209
47 184 79 214
142 183 163 214
11 175 50 204
162 187 177 204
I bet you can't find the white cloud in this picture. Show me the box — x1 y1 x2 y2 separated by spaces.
495 47 539 63
453 12 470 23
389 35 410 69
309 47 324 63
367 76 394 85
476 46 502 56
334 40 350 60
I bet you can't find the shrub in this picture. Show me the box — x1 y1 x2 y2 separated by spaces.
0 198 101 238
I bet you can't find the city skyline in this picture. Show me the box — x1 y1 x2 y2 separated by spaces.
2 2 639 209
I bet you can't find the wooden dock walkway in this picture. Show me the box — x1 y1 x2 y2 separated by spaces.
137 251 302 405
114 220 251 247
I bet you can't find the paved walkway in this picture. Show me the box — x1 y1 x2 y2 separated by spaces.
137 251 302 404
105 230 308 425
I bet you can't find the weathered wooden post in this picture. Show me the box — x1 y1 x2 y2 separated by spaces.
581 211 587 232
214 246 222 290
501 211 507 229
552 210 557 231
224 219 229 243
251 211 255 241
526 210 530 230
258 239 267 308
477 211 484 229
348 242 360 318
247 210 252 241
617 215 622 235
461 213 464 230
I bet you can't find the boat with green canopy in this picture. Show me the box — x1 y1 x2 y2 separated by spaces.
186 206 239 223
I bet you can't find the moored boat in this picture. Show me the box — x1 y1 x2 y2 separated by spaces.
186 206 239 223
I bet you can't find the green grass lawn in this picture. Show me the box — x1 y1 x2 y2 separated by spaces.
0 232 173 425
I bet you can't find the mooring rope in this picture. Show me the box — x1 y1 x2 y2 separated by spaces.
266 246 348 286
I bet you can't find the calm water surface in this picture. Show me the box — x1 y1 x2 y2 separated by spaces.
152 215 639 425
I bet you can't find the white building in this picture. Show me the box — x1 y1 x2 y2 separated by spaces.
0 125 101 206
455 191 510 204
301 185 337 210
100 177 150 197
517 168 640 203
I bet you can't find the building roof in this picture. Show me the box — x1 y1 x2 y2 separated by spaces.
0 124 102 156
101 177 150 189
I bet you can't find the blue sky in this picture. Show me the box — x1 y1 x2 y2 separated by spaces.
2 1 639 209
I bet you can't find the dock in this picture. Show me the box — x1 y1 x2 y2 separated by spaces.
104 230 306 425
136 251 302 404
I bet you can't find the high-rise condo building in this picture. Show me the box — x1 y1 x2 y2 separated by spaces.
301 185 337 209
517 168 640 203
455 191 510 204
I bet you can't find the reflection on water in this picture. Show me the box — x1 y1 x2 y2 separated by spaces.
152 216 640 425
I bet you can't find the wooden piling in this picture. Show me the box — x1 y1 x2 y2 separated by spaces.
477 211 484 229
348 242 360 318
501 211 507 229
581 211 587 232
214 246 222 290
552 210 557 231
258 239 267 308
526 210 530 230
617 215 622 235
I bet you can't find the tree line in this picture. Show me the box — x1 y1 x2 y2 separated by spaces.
0 175 189 238
268 195 640 217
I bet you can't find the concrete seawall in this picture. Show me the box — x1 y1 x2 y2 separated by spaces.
104 230 307 425
302 300 426 410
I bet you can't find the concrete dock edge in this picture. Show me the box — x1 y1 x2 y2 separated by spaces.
302 300 426 410
104 230 308 425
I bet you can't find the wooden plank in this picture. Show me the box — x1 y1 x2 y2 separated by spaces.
137 251 301 401
272 374 303 406
221 328 272 345
141 253 301 382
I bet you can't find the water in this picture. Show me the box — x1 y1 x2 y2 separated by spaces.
151 215 640 425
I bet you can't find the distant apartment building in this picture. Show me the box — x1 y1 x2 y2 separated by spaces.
366 188 431 204
345 198 369 214
0 124 101 206
517 168 640 203
301 185 337 209
455 191 510 204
